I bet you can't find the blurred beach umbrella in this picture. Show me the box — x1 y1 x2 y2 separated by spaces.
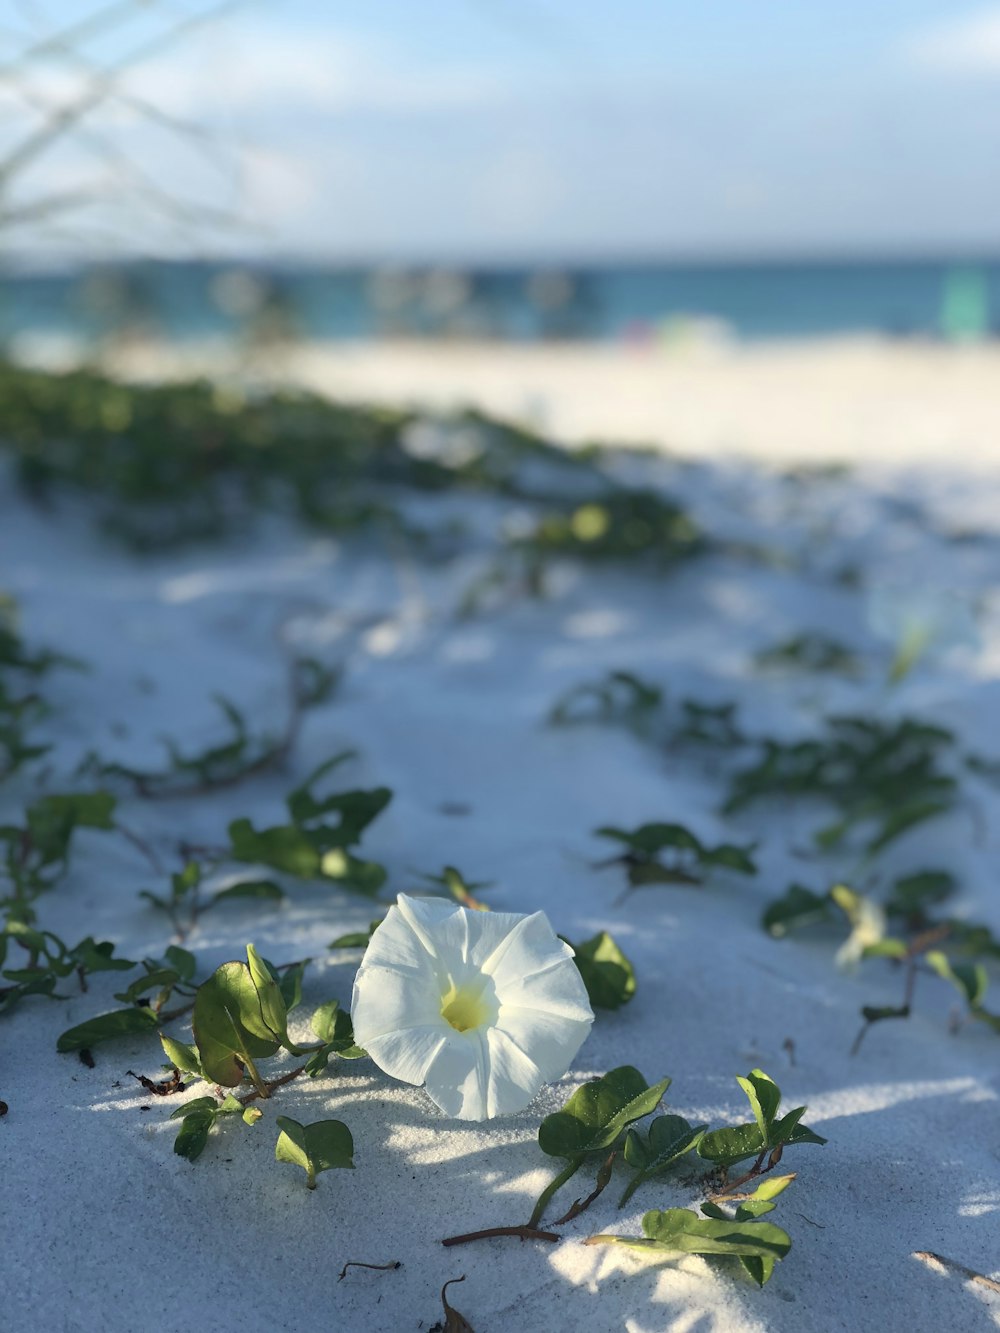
940 267 990 343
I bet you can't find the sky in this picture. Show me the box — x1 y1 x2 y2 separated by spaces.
1 0 1000 260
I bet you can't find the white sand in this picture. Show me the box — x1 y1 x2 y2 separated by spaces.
4 369 1000 1332
105 335 1000 470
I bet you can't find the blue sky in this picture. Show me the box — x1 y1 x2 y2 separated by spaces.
3 0 1000 258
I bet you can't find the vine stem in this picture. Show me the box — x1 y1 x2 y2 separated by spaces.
618 1169 646 1209
115 820 163 873
239 1049 270 1099
239 1063 306 1105
527 1155 584 1230
441 1226 560 1248
706 1146 775 1202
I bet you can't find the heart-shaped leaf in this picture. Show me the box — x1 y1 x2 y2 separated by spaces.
566 931 636 1010
275 1115 355 1188
191 961 280 1087
57 1006 159 1052
539 1066 669 1160
619 1113 706 1206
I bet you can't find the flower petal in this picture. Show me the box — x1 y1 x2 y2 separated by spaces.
363 1024 449 1088
484 1026 547 1117
424 1029 491 1120
351 961 443 1046
359 898 446 974
484 913 593 1020
492 1005 593 1090
395 894 533 980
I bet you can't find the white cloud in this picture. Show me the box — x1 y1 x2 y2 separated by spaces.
899 6 1000 75
129 25 506 118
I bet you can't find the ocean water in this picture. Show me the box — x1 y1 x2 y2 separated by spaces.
2 257 999 345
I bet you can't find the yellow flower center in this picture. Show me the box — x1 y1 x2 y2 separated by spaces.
440 980 492 1033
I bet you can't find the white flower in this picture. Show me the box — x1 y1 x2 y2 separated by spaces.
867 583 978 682
350 894 594 1121
830 884 887 972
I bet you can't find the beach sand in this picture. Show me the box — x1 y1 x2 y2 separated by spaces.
4 344 1000 1332
105 334 1000 470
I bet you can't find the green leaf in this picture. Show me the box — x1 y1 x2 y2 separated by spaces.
160 1034 203 1076
862 937 908 960
246 943 289 1042
761 884 830 937
771 1108 827 1148
0 974 59 1014
697 1122 767 1168
925 951 989 1008
69 937 136 974
169 1096 219 1119
736 1069 781 1137
743 1173 797 1203
114 967 182 1004
587 1207 791 1275
30 790 116 832
549 670 662 726
163 945 196 981
697 1075 825 1167
310 999 343 1043
539 1066 669 1159
755 633 860 677
741 1254 778 1287
173 1111 214 1161
228 819 321 876
172 861 201 897
597 823 703 857
293 656 341 708
567 932 636 1010
56 1006 159 1052
860 1003 911 1025
286 758 391 844
191 961 280 1087
699 844 758 875
626 861 702 888
867 799 950 855
212 879 285 905
306 1001 366 1073
886 870 956 918
168 1086 260 1161
274 1116 355 1188
620 1114 706 1206
284 752 357 822
328 927 377 948
318 850 387 895
278 959 308 1013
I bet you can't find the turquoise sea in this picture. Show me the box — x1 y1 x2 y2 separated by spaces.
2 257 998 344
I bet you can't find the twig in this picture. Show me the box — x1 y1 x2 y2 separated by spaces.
337 1260 401 1282
853 965 922 1055
112 654 311 802
115 820 163 873
441 1226 560 1248
913 1250 1000 1295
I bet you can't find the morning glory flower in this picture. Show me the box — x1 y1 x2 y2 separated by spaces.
351 894 594 1121
867 583 978 683
835 894 887 971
